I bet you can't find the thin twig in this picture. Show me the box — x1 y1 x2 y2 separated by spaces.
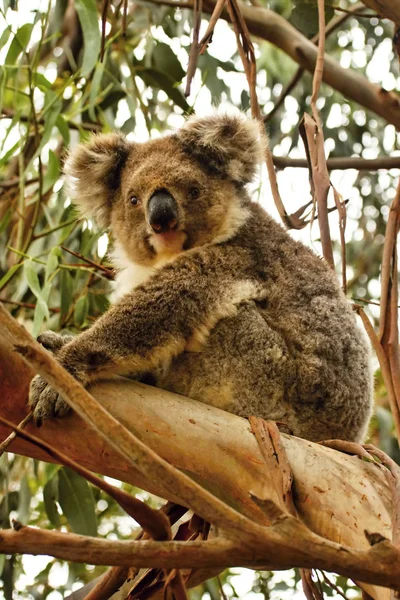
354 306 400 441
100 0 110 62
0 413 33 458
272 155 400 171
185 0 203 97
61 246 115 279
1 108 102 132
264 2 367 123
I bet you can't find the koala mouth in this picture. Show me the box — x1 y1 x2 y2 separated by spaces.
150 229 187 256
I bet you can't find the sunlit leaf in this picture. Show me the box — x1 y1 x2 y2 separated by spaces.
56 114 70 145
89 55 106 121
43 149 61 194
75 0 101 77
24 260 50 320
5 23 33 65
45 246 61 282
0 262 22 290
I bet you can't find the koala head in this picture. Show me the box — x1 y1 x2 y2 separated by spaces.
64 114 263 268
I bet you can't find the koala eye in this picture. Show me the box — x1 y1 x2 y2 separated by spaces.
129 195 141 206
188 187 200 200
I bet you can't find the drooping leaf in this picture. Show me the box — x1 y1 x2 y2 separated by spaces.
0 262 22 290
5 23 33 65
43 472 61 528
138 68 190 112
75 0 101 77
43 149 61 195
74 294 89 327
152 42 185 82
17 476 32 525
57 467 97 536
89 55 107 121
45 246 61 282
24 260 50 320
290 0 334 38
56 114 70 145
59 268 74 325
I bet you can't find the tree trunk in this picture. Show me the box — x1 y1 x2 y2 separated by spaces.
0 335 392 599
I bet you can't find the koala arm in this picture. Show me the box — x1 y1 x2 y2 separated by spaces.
29 244 260 422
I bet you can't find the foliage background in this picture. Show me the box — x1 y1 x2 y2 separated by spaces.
0 0 398 597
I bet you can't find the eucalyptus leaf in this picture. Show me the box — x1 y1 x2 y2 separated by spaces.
152 42 185 82
74 294 89 327
45 247 61 282
43 473 61 528
59 268 74 325
58 467 97 536
17 476 32 525
75 0 101 77
43 149 61 195
0 262 22 290
5 23 33 65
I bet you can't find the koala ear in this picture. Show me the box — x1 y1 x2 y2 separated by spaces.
64 133 131 227
177 114 264 184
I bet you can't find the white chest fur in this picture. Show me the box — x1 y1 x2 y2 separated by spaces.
111 243 155 301
111 242 181 301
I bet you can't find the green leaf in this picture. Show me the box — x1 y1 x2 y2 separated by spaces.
152 42 185 82
0 206 12 235
56 114 70 145
17 476 32 525
291 0 334 37
75 0 101 77
43 473 61 528
24 261 49 314
0 554 5 577
0 25 12 51
45 247 61 282
0 66 6 114
5 23 33 65
59 268 74 325
0 262 22 290
43 150 61 195
89 55 107 121
138 68 189 112
74 294 89 328
0 491 18 527
34 93 62 161
0 139 19 167
33 72 52 92
58 467 97 536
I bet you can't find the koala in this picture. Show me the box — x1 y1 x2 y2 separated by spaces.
29 113 373 442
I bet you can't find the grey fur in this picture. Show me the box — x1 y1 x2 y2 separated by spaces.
29 114 373 440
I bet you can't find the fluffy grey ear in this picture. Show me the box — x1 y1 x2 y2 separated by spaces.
64 133 131 227
177 114 264 184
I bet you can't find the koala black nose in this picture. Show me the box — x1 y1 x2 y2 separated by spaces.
148 190 179 234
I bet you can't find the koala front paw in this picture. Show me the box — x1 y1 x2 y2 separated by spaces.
37 331 74 354
28 375 70 426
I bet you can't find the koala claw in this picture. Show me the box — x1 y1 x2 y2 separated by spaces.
29 375 70 426
37 331 74 354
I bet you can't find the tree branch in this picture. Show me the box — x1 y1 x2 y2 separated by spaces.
359 0 400 23
272 155 400 171
0 304 394 598
142 0 400 128
1 523 400 590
